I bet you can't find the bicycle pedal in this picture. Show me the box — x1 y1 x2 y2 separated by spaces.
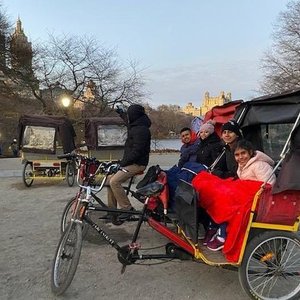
121 264 127 274
112 219 124 226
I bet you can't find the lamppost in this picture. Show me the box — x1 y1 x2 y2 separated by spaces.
61 95 72 117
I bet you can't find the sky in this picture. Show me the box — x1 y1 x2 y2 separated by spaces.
2 0 291 107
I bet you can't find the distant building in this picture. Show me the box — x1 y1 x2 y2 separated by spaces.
182 91 232 117
0 17 38 97
74 79 99 109
10 18 33 74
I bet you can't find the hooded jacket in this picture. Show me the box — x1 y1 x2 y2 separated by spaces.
119 105 151 167
237 150 276 185
178 131 200 168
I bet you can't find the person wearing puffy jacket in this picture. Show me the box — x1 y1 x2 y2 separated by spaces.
202 138 276 252
196 120 222 168
234 139 276 185
178 127 200 168
107 104 151 221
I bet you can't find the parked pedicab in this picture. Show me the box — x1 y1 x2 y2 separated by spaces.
51 90 300 300
18 115 77 187
84 116 127 161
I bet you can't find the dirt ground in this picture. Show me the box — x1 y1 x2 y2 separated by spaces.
0 154 248 300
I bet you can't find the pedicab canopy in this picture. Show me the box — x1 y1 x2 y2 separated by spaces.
234 88 300 193
203 100 243 136
84 117 127 150
17 115 76 154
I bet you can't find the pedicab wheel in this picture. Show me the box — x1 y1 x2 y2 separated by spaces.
51 222 82 296
66 161 76 187
238 230 300 300
23 161 33 187
60 196 89 238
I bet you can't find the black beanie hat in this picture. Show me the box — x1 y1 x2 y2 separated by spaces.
222 120 242 137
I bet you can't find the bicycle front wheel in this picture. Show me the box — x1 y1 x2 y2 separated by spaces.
51 222 82 296
239 230 300 300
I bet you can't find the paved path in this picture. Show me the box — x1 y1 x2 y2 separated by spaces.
0 157 22 177
0 153 180 178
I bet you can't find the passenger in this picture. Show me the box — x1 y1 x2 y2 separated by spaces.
205 120 242 251
195 120 222 240
234 139 276 185
212 119 242 178
196 120 222 168
206 134 276 252
107 104 151 222
178 127 200 168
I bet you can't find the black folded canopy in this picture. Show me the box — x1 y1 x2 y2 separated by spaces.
18 114 76 154
234 88 300 193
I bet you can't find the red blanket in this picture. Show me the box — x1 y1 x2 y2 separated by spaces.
192 172 263 262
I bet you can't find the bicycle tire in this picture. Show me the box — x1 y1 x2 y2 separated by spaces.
66 162 76 187
239 230 300 300
51 222 82 296
60 196 89 237
23 161 33 187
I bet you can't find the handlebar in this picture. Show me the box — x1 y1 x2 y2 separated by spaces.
57 152 128 193
57 152 77 160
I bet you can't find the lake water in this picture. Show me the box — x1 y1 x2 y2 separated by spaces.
151 139 181 151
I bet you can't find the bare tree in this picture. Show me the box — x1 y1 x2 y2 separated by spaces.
260 0 300 94
0 4 12 97
148 104 193 139
34 34 145 115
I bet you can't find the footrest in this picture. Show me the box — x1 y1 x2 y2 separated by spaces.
166 212 178 221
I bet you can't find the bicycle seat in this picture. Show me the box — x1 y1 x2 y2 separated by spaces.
136 181 164 196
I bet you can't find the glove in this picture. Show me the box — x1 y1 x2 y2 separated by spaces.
115 105 124 115
110 163 121 174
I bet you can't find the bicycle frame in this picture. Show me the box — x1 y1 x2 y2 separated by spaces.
82 194 195 263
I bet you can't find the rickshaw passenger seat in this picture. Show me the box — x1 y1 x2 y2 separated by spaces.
255 187 300 225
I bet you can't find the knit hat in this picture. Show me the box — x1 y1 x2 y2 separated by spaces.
199 120 215 135
222 120 242 137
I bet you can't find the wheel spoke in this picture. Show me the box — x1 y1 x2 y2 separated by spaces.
241 232 300 300
51 222 82 295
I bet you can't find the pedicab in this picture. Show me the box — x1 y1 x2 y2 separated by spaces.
17 114 77 187
51 89 300 300
84 116 127 161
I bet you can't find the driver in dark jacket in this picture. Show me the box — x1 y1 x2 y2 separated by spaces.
107 104 151 221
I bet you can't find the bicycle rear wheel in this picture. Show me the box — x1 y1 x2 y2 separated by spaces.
239 230 300 300
51 222 82 295
60 196 89 237
66 161 76 187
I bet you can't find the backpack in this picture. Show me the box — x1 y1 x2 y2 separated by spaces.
136 165 161 189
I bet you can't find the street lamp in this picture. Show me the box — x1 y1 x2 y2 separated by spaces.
61 95 72 117
61 96 71 108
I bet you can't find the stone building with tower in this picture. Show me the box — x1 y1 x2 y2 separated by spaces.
0 17 37 97
10 18 33 73
182 91 232 117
